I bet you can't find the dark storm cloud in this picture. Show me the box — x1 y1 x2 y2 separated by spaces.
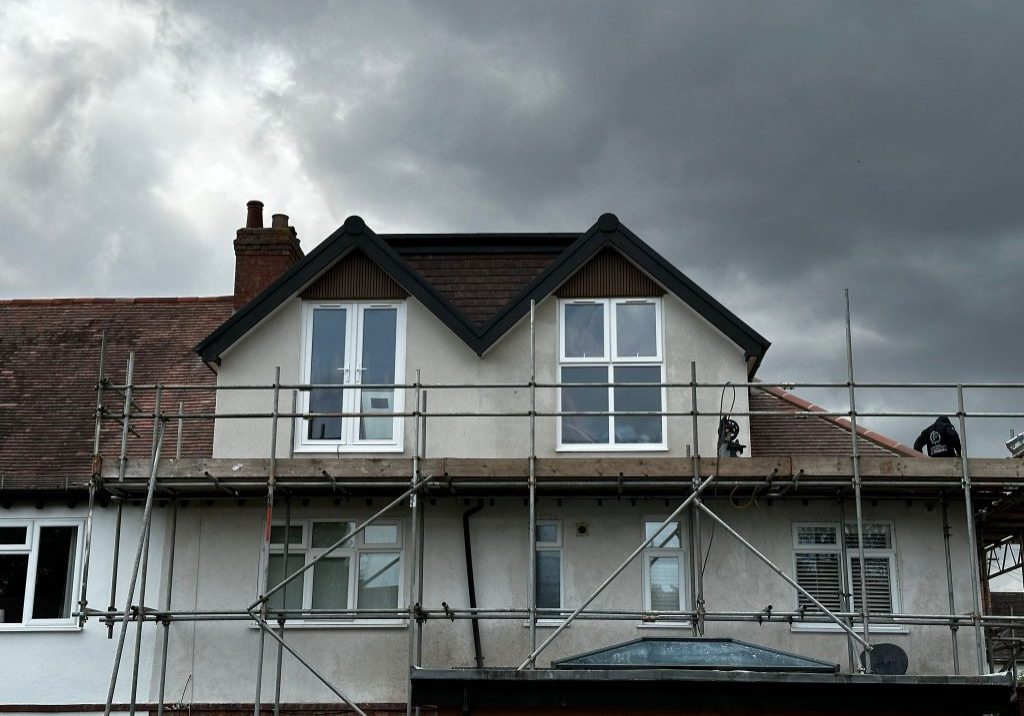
2 1 1021 453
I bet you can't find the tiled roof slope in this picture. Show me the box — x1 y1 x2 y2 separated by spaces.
401 253 555 326
748 385 919 458
0 297 232 491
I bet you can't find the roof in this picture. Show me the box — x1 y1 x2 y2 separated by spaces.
0 297 232 492
550 636 838 673
749 385 919 458
195 214 771 374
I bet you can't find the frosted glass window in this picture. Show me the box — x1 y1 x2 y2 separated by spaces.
364 525 399 545
358 552 401 609
536 550 561 610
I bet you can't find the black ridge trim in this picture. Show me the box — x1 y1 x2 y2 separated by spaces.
196 214 770 373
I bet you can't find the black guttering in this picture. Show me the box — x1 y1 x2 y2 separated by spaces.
195 213 770 374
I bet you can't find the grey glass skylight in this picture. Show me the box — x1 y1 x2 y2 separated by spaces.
552 637 839 673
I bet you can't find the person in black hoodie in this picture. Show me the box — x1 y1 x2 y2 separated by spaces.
913 416 962 457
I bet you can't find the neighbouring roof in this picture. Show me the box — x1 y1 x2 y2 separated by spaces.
195 214 772 374
0 297 232 492
551 637 838 673
749 385 919 458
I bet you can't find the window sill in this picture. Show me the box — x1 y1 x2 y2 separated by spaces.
0 622 82 632
636 621 693 629
555 444 669 453
293 445 405 455
522 619 572 628
790 623 908 635
249 619 408 630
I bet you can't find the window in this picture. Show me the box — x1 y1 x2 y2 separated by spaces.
558 298 665 450
298 302 406 452
642 519 687 616
0 519 83 628
535 521 563 618
267 520 403 623
793 522 899 621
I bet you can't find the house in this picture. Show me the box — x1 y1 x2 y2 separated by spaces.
0 202 1019 716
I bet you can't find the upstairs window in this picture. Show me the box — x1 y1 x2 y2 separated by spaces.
558 298 665 450
0 519 83 629
793 522 899 619
267 519 403 624
298 302 406 452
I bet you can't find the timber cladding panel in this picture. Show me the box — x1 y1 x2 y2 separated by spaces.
300 250 408 300
555 248 665 298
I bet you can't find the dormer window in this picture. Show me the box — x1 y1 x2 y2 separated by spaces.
557 298 666 450
297 301 406 452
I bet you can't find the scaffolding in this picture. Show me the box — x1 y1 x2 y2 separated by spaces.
74 295 1024 714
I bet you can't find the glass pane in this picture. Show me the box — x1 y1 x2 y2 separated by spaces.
0 554 29 623
312 557 349 610
267 553 305 613
649 556 680 611
616 302 657 357
537 524 559 544
561 366 609 445
564 303 605 358
645 521 680 549
312 522 354 549
613 366 662 444
364 525 399 545
270 525 303 546
359 308 398 441
797 526 838 546
0 527 27 545
32 526 77 619
536 550 561 610
357 552 400 609
844 523 892 550
308 308 347 441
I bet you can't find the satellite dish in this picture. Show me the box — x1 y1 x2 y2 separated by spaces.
860 643 909 675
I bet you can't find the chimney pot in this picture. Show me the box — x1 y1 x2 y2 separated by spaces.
271 213 289 229
246 200 264 229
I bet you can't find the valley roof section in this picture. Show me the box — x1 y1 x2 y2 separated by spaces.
194 213 771 374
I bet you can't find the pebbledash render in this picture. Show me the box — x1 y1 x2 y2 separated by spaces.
0 201 1021 716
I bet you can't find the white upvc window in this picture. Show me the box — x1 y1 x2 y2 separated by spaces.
266 519 403 625
557 298 666 451
297 301 406 453
792 522 900 626
535 520 563 620
0 519 84 630
641 518 688 618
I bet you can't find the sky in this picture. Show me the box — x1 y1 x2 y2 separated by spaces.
0 0 1021 457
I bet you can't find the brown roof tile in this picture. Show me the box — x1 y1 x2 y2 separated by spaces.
748 385 919 458
0 297 233 491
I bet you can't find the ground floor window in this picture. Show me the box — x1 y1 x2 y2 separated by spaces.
535 520 563 616
0 519 83 627
642 518 687 614
267 519 403 622
793 522 898 616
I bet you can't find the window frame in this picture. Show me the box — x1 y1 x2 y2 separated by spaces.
295 301 407 454
534 519 564 623
790 521 903 633
0 518 85 631
639 517 689 624
265 518 404 627
556 298 667 452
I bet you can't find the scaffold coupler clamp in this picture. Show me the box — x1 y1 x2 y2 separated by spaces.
413 602 427 624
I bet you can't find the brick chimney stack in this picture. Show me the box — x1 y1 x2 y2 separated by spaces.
233 200 304 310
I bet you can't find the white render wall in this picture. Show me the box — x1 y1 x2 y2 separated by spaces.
211 293 751 460
0 496 984 706
0 504 168 705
